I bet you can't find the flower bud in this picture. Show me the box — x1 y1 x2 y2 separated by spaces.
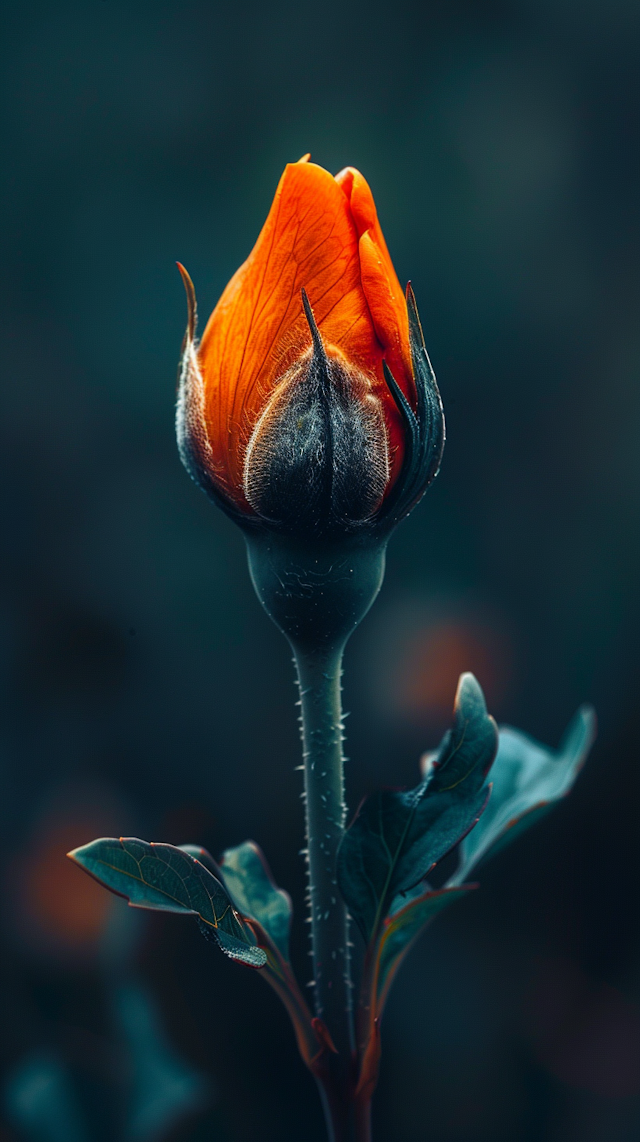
176 157 445 541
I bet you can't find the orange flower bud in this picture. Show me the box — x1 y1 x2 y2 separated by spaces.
177 157 444 536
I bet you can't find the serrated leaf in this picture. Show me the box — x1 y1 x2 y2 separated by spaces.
68 837 266 968
450 705 596 885
219 841 293 962
338 673 498 942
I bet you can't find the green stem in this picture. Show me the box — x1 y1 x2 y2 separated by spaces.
244 532 386 1140
296 645 377 1142
295 646 353 1058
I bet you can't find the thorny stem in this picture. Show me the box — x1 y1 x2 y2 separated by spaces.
245 531 385 1140
295 646 371 1142
295 647 352 1053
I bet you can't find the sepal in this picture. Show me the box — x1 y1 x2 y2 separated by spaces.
176 264 247 524
378 285 445 525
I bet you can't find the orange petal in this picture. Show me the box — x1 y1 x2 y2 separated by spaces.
335 166 414 406
198 159 382 494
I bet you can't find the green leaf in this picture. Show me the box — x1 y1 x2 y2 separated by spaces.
68 837 266 968
177 843 223 878
181 843 319 1068
376 885 474 1012
338 673 498 942
450 705 596 885
219 841 293 962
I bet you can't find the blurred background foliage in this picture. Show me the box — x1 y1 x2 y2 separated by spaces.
0 0 639 1139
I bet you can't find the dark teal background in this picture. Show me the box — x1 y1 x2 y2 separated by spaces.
1 0 639 1139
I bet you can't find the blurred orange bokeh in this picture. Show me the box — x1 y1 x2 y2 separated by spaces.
392 619 511 723
24 824 113 947
6 795 129 958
